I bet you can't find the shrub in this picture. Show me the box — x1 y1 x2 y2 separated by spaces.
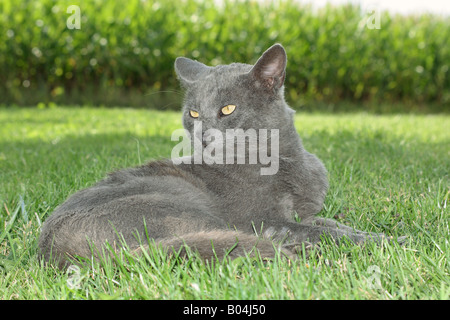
0 0 448 110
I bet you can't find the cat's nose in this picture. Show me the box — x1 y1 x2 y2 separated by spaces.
202 132 209 148
193 129 209 148
193 128 204 146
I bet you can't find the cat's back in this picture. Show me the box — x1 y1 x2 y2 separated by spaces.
49 160 211 215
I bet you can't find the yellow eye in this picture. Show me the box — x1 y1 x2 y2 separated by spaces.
189 110 199 118
221 104 236 116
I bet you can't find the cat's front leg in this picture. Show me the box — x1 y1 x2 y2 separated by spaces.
260 220 383 246
301 216 384 236
301 217 407 245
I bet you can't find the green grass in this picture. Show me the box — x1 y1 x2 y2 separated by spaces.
0 107 449 299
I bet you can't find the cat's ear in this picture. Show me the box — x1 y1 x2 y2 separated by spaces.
249 44 287 91
175 57 210 87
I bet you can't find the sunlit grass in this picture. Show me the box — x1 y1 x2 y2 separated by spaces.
0 107 448 299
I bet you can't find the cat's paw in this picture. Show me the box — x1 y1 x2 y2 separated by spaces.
281 241 317 259
385 235 409 246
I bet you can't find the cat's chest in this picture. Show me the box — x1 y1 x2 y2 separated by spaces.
186 163 296 220
206 173 294 219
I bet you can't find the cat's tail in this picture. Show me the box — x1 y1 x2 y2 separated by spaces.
40 230 298 270
138 230 298 261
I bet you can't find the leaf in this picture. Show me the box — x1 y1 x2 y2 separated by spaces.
0 203 20 245
19 195 28 223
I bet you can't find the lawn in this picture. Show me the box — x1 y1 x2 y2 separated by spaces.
0 107 448 300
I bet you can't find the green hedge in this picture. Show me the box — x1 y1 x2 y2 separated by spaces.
1 0 449 110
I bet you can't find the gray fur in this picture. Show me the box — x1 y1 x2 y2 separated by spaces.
38 44 388 269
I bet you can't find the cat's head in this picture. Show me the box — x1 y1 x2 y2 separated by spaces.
174 44 292 138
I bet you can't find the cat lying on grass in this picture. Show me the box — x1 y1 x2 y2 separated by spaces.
39 44 400 269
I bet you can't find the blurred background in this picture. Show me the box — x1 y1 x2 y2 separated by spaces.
0 0 449 112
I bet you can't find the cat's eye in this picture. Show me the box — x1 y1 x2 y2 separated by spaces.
189 110 199 118
221 104 236 116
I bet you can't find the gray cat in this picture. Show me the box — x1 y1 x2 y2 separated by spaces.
38 44 389 269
